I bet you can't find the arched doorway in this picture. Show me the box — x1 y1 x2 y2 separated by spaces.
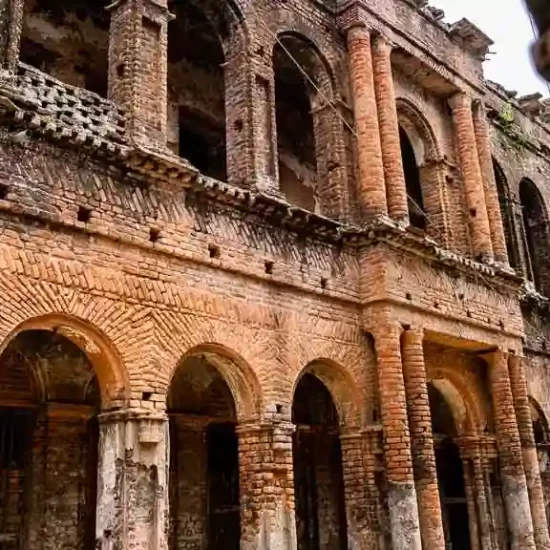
168 354 240 550
0 329 100 549
399 126 426 230
429 383 471 549
292 373 347 549
167 1 228 180
19 0 110 96
519 178 549 293
493 158 520 269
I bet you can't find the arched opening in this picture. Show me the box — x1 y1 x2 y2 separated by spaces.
292 373 348 549
274 35 322 212
167 1 227 181
519 178 550 293
168 354 240 550
0 330 100 549
399 126 426 230
429 383 471 550
19 0 110 96
529 398 550 474
493 159 520 269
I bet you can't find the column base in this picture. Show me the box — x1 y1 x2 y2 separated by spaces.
387 481 422 550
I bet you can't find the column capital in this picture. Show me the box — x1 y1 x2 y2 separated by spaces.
371 32 395 55
345 21 369 35
448 91 472 111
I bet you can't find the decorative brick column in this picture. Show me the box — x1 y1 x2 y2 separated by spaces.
373 323 422 550
487 349 536 550
449 92 494 261
107 0 173 148
472 100 509 265
237 421 297 550
401 328 445 550
508 353 550 550
96 408 169 550
0 0 23 69
372 33 409 225
346 24 388 221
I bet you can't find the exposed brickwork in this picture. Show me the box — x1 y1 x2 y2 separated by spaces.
346 24 387 221
2 0 550 548
401 329 445 550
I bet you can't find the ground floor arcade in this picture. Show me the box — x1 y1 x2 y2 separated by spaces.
0 323 547 550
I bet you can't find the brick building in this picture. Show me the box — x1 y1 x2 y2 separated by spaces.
1 0 550 549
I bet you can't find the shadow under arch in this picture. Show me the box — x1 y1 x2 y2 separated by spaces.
168 342 263 423
519 177 550 292
529 396 550 444
0 313 129 408
428 369 483 435
396 97 441 164
290 358 362 429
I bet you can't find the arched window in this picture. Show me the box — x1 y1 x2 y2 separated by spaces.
19 0 110 96
493 159 520 269
273 34 344 217
167 1 228 181
519 178 550 293
399 126 426 230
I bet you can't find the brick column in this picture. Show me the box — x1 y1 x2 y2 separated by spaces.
346 24 388 221
472 100 509 265
487 349 536 550
96 409 169 550
401 328 445 550
107 0 173 148
373 323 422 550
237 421 297 550
449 92 494 261
340 429 379 549
372 33 409 225
508 354 550 550
0 0 23 69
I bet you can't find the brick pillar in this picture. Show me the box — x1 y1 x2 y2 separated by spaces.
250 60 278 193
373 322 422 550
346 24 388 221
488 349 536 550
372 33 409 225
237 421 297 550
459 435 495 550
107 0 173 148
340 429 378 549
96 409 169 550
472 100 510 265
449 92 494 261
508 354 550 550
0 0 23 69
401 328 445 550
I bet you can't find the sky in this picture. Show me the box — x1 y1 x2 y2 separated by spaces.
433 0 550 97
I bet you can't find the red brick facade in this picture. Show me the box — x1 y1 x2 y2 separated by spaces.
2 0 550 549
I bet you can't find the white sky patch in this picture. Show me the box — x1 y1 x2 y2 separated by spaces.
433 0 550 97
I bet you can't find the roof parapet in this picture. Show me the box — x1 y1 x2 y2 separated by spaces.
449 18 494 58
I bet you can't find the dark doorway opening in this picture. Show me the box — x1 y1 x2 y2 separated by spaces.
292 373 348 550
399 127 426 231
